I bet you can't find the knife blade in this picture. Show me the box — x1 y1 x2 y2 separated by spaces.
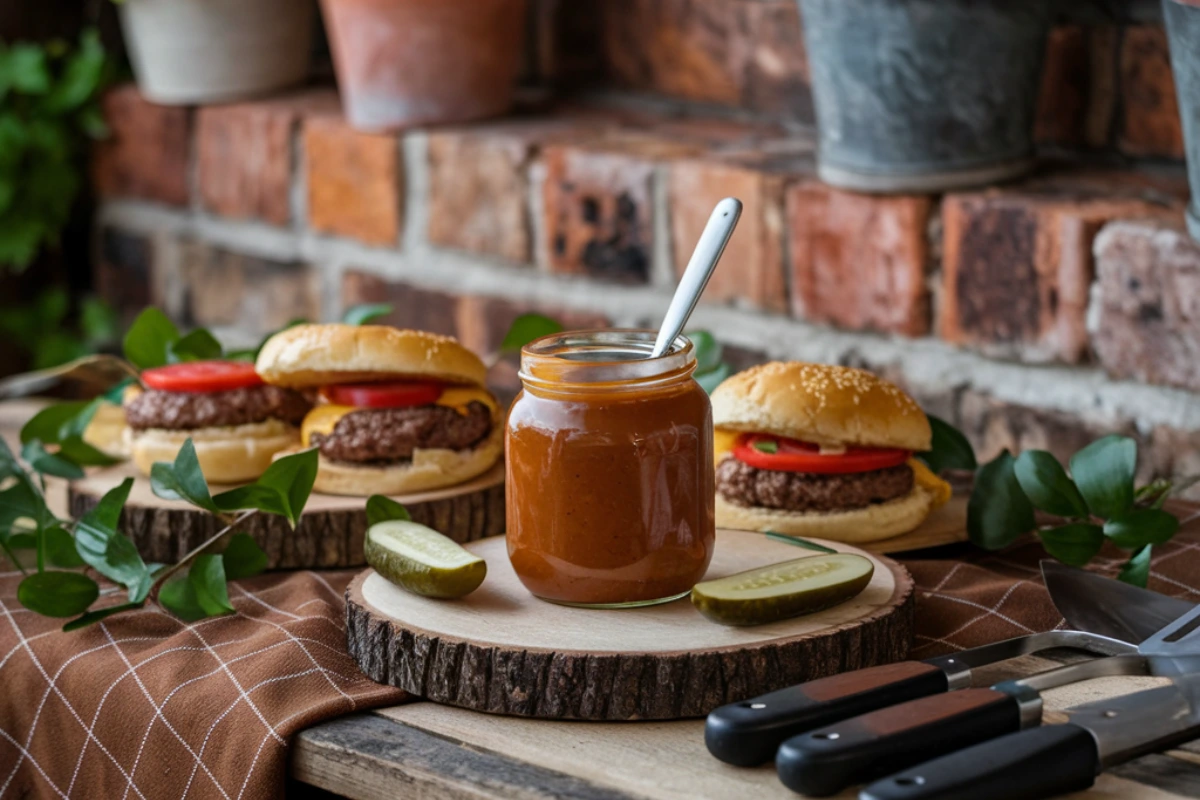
859 669 1200 800
1042 560 1196 644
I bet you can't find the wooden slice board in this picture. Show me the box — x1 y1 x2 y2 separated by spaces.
68 462 505 570
346 529 914 721
863 495 969 554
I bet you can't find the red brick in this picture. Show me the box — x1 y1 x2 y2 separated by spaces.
91 84 190 206
197 90 339 225
788 184 932 337
304 116 402 246
426 119 597 264
1035 26 1120 149
341 271 460 338
540 133 707 283
939 176 1183 362
1092 219 1200 392
1118 25 1185 159
668 157 792 313
176 241 320 336
456 295 609 356
595 0 810 118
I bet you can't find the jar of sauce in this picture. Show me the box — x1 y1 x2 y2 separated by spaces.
506 330 715 607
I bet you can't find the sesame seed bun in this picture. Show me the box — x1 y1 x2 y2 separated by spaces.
711 362 932 451
256 324 488 389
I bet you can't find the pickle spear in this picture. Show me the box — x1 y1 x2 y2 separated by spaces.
365 520 487 599
691 553 874 626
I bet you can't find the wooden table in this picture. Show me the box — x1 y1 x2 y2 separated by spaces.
289 651 1200 799
3 402 1197 799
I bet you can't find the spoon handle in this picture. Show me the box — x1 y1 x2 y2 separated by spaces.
651 197 742 358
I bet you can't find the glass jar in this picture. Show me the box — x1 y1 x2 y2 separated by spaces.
505 330 715 607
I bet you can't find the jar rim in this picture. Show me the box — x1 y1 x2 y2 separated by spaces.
519 329 696 389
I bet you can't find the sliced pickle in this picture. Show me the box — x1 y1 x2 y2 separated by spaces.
365 520 487 599
690 553 874 626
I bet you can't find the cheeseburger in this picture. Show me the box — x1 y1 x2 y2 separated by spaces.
255 324 502 497
711 362 951 543
124 360 313 483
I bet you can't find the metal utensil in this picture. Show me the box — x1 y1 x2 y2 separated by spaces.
704 628 1133 767
859 669 1200 800
1042 559 1196 645
650 197 741 359
775 598 1200 796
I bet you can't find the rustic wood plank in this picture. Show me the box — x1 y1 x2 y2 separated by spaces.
347 532 914 720
292 711 633 800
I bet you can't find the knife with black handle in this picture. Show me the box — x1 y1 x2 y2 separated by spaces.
704 630 1133 767
774 653 1150 795
859 671 1200 800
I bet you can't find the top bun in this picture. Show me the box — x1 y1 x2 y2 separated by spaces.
711 361 931 452
256 324 488 388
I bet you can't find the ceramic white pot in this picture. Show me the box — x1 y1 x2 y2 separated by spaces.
119 0 316 105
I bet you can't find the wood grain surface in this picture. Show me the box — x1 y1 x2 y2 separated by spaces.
346 531 915 720
68 461 506 569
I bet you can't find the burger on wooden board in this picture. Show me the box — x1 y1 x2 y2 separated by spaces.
124 360 313 482
711 362 951 543
255 324 502 497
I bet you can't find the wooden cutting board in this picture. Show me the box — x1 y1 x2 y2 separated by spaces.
68 461 505 570
346 530 914 721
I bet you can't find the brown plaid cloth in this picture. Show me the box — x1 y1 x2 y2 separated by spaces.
0 569 406 800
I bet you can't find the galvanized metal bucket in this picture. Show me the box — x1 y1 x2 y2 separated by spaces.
1164 0 1200 241
797 0 1055 194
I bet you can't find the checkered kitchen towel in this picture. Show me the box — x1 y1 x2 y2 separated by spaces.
0 569 406 800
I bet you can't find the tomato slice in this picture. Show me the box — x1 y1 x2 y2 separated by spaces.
142 361 265 393
322 381 444 409
732 433 910 474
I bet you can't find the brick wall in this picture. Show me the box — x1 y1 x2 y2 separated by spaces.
89 2 1200 498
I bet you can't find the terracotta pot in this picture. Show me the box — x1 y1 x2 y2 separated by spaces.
118 0 316 105
320 0 528 132
1164 0 1200 241
797 0 1054 193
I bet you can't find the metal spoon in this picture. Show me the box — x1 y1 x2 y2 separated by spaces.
650 197 742 358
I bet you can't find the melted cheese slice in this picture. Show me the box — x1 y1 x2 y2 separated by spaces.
909 457 953 508
714 428 740 465
300 387 498 448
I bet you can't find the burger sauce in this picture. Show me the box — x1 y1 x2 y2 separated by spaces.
506 330 715 607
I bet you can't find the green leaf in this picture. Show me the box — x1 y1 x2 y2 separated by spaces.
1103 509 1180 549
74 478 153 602
44 525 84 568
1014 450 1089 518
18 572 98 617
1038 523 1104 567
20 440 85 479
5 45 51 94
57 436 121 467
102 378 135 405
20 400 92 445
0 474 54 535
695 362 732 395
41 29 107 114
159 576 206 622
214 448 317 527
63 601 144 632
342 304 393 326
752 439 778 455
189 555 235 616
0 213 47 269
687 330 723 374
365 495 411 526
1119 545 1153 588
764 531 837 554
918 416 978 474
967 451 1036 550
79 295 120 347
122 307 180 369
168 328 223 363
1070 435 1137 520
499 313 564 353
221 533 268 581
150 440 219 513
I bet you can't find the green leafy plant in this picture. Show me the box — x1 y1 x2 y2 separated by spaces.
0 30 111 271
922 422 1189 587
0 288 119 369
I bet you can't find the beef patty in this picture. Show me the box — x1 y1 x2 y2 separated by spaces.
125 386 312 431
716 456 914 514
311 402 493 464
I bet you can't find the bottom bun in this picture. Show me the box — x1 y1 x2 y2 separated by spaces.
299 425 504 497
715 484 938 544
128 420 300 484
